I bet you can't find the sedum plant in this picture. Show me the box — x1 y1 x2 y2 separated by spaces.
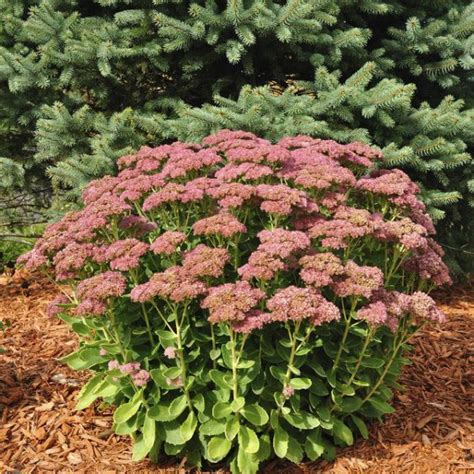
19 131 450 472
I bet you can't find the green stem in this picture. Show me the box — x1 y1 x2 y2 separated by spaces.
347 327 374 385
174 305 194 413
281 320 301 396
210 324 217 370
150 300 176 333
141 304 155 346
332 298 356 374
229 328 239 402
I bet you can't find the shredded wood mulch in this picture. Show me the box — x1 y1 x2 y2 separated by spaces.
0 272 472 473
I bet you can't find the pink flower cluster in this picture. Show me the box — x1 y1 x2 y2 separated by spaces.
332 261 384 298
104 239 149 271
238 229 309 281
130 266 207 303
193 213 247 238
75 271 127 316
108 360 151 386
150 231 186 255
266 286 340 326
21 131 449 337
299 252 344 287
201 281 265 324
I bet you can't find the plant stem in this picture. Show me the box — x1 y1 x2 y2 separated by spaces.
141 304 155 346
347 327 374 385
229 328 239 401
210 324 217 370
174 305 194 413
332 298 356 374
282 321 301 390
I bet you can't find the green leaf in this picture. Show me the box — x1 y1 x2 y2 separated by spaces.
239 425 259 454
143 414 156 450
237 446 259 474
180 411 197 442
114 399 142 424
339 396 363 413
273 424 289 458
132 435 151 461
230 397 245 413
286 435 304 463
200 419 226 436
60 348 105 370
241 404 269 426
367 397 395 414
169 395 187 417
283 411 320 430
333 420 354 446
361 357 385 369
163 420 185 445
213 401 232 419
289 377 312 390
210 349 221 360
209 370 233 390
351 415 369 439
207 436 232 462
225 416 240 441
75 373 104 410
255 433 271 462
193 393 205 412
305 430 325 461
148 402 175 422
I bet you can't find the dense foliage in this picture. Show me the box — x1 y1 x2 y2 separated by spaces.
20 132 450 471
0 0 472 272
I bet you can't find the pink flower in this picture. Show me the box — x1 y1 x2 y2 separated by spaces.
356 301 388 326
215 162 273 181
202 281 265 324
266 286 339 325
118 215 157 236
192 213 247 238
164 347 176 359
130 266 207 303
256 184 308 216
208 182 255 208
408 292 446 323
282 385 295 398
238 251 286 281
150 231 186 255
46 294 69 318
74 299 108 316
356 169 419 197
108 360 120 370
299 252 344 287
119 362 141 375
332 261 384 299
232 310 273 333
104 239 149 271
99 348 107 356
133 369 151 387
182 244 230 279
257 229 310 258
76 271 127 301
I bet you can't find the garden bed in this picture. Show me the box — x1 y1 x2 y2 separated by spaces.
0 271 472 473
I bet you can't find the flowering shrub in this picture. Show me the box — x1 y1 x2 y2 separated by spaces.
19 131 450 472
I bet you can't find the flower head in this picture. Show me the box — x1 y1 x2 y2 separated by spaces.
202 281 265 324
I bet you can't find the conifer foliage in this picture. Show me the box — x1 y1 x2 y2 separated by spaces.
0 0 473 271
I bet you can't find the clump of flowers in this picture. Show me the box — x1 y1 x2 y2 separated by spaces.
20 131 450 473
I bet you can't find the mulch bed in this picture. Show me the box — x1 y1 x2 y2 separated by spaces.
0 271 472 473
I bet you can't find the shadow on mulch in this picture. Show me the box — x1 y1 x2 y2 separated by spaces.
0 272 472 473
